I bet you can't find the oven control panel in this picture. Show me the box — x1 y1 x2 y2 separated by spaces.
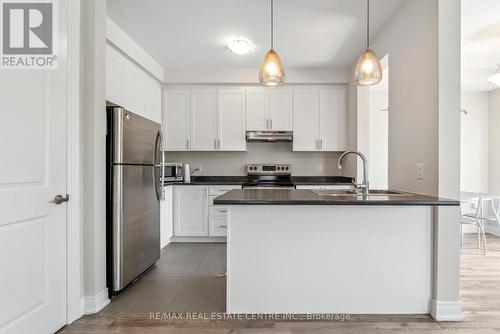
246 164 292 175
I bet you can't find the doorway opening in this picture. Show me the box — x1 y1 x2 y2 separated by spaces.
357 55 389 190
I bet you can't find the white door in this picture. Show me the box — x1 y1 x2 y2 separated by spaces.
218 89 246 151
173 186 208 237
293 90 319 151
191 89 218 151
319 89 346 151
246 89 269 131
269 89 293 131
0 3 69 334
164 90 190 151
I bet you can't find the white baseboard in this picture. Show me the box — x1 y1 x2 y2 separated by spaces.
486 222 500 237
170 236 226 243
430 300 463 321
81 288 110 314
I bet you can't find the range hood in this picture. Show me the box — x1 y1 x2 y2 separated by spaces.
246 131 293 142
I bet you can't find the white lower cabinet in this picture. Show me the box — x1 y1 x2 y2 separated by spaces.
173 185 240 239
209 206 228 237
160 185 173 248
173 186 209 236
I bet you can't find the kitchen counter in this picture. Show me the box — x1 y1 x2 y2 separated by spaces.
221 188 461 317
163 176 355 186
213 189 459 206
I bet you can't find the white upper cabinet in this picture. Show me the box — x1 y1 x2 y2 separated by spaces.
105 46 125 106
293 90 319 151
246 89 269 131
293 87 346 152
164 90 190 151
319 89 346 151
191 89 218 151
105 44 162 123
245 88 293 131
162 85 346 152
269 89 293 131
218 89 246 151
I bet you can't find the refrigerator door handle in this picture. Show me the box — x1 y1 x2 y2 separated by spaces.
158 131 165 200
153 131 162 201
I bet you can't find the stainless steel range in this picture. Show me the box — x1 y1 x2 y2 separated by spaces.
243 164 295 189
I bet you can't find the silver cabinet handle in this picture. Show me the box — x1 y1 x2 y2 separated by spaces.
218 138 221 150
218 225 227 228
219 209 227 213
315 139 319 150
270 118 273 129
186 139 190 150
320 139 323 150
53 194 70 205
214 139 217 150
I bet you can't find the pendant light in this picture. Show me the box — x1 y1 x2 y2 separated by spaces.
259 0 285 86
354 0 382 86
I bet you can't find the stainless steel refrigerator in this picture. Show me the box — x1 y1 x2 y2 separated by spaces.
106 106 163 296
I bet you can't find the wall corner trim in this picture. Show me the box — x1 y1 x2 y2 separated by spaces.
81 289 111 315
430 300 463 321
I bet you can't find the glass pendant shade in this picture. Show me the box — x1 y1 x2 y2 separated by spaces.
259 49 285 86
354 48 382 86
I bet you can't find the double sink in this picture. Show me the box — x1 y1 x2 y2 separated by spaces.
312 189 412 197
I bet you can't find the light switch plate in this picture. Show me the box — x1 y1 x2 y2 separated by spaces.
416 164 424 180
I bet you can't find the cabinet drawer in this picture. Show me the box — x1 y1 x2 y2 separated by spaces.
208 185 241 196
209 206 228 236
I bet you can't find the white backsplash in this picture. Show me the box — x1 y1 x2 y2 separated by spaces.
164 142 345 176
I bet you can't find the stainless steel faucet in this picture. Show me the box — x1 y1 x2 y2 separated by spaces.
337 151 369 196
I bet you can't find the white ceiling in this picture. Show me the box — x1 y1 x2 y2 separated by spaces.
106 0 403 81
462 0 500 91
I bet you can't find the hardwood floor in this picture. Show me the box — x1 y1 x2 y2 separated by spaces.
59 234 500 334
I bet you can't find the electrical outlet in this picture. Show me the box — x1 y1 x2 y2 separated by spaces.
317 164 324 172
416 164 424 180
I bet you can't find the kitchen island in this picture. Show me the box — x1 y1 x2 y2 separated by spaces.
214 189 461 318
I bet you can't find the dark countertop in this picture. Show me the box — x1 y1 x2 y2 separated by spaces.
213 189 460 206
164 176 354 186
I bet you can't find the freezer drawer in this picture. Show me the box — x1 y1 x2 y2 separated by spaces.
112 164 161 292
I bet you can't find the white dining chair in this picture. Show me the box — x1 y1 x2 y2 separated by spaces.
460 197 487 255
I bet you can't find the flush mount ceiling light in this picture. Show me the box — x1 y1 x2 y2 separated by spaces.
354 0 382 86
488 65 500 87
227 38 253 55
259 0 285 86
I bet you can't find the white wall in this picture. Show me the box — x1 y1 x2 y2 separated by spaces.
460 91 489 193
489 88 500 195
81 0 108 307
166 143 343 176
370 0 439 196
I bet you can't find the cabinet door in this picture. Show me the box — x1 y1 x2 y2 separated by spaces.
269 89 293 131
319 89 346 151
191 89 218 151
160 185 173 249
164 90 190 151
105 45 125 106
218 89 246 151
246 89 269 131
173 186 208 236
143 81 162 124
123 64 147 117
293 90 319 151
